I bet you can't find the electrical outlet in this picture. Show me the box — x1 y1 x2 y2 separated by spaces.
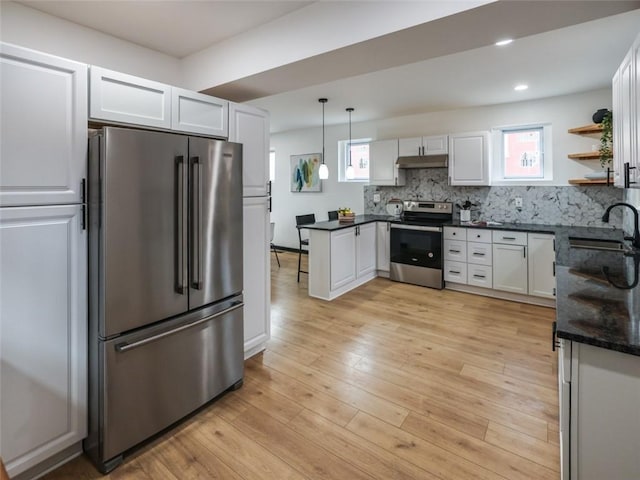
373 193 381 203
515 197 523 208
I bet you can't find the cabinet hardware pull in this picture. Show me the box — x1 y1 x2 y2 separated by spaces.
523 246 526 258
449 270 460 274
81 178 86 203
472 252 485 256
449 249 460 253
503 236 517 240
552 321 557 351
553 261 556 276
473 274 485 279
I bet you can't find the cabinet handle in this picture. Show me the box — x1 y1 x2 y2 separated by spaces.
523 246 526 258
81 204 87 230
449 249 461 254
553 261 556 277
267 180 272 195
476 234 481 238
624 162 637 188
503 236 517 240
452 232 456 236
81 178 86 203
449 270 460 274
473 274 486 279
268 197 272 212
552 321 560 351
472 252 485 256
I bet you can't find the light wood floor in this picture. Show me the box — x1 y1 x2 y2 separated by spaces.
45 251 559 480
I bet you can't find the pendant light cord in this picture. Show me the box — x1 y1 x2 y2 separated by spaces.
319 98 327 165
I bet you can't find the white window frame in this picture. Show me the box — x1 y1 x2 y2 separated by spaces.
491 123 553 185
338 137 372 182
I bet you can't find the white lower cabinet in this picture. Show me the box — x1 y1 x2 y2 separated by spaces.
242 197 270 358
376 221 390 273
560 340 640 480
309 223 377 300
330 228 357 290
444 239 467 262
444 260 467 284
527 233 556 298
492 243 528 294
0 205 87 479
467 264 492 288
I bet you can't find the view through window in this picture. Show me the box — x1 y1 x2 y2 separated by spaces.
503 127 543 179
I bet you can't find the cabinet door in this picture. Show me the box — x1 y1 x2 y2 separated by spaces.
528 233 556 299
423 135 448 155
171 87 228 137
449 132 490 186
612 68 625 188
89 66 171 129
330 227 357 290
0 43 87 206
615 50 636 186
229 103 270 197
492 243 527 294
398 137 422 157
369 139 404 186
356 223 377 278
242 197 270 358
376 222 390 272
0 205 87 478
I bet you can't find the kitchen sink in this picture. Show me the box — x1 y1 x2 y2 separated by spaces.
568 237 628 252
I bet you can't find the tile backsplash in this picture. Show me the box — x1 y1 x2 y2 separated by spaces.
364 168 623 227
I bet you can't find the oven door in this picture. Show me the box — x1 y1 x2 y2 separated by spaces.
389 224 443 288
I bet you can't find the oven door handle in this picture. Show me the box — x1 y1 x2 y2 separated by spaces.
390 224 442 233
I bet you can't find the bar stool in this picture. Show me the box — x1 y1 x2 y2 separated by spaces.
295 214 315 282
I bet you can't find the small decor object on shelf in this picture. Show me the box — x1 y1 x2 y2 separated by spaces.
338 207 355 222
592 108 609 124
599 110 613 168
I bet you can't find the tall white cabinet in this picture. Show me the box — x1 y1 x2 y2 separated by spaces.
0 43 88 479
229 103 271 358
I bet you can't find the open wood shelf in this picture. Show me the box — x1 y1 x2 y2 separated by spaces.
568 124 603 135
568 178 609 185
568 152 601 160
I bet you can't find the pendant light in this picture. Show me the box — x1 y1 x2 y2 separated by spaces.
345 107 355 180
318 98 329 180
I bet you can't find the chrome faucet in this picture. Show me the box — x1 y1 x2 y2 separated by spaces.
602 202 640 249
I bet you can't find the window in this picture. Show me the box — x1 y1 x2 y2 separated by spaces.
338 138 371 182
269 150 275 182
492 124 552 184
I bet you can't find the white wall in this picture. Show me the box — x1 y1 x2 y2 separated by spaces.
271 124 366 249
271 88 612 248
0 1 181 85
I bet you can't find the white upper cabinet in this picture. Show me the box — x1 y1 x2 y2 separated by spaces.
398 135 448 156
171 87 228 138
369 139 405 186
89 66 172 129
0 43 87 206
229 103 270 197
449 131 490 186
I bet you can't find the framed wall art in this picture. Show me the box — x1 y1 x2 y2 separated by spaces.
291 153 322 193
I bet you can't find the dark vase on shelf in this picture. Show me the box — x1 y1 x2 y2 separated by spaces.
592 108 609 124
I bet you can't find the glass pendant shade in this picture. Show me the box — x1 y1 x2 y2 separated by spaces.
345 165 355 179
319 163 329 179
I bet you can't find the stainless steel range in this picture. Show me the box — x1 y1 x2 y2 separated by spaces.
389 201 453 289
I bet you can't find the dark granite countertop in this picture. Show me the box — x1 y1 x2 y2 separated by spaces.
300 214 394 231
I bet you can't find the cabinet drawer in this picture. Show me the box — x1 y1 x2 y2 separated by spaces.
467 229 492 244
468 264 493 288
492 230 527 245
444 240 467 262
467 242 492 266
444 261 467 284
443 226 467 241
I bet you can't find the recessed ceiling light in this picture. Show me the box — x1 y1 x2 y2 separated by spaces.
514 84 529 91
495 39 513 46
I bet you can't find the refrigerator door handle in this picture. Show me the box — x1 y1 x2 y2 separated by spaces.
175 156 187 294
191 156 202 290
114 301 244 353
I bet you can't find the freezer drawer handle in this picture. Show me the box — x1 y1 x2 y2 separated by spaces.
114 302 244 353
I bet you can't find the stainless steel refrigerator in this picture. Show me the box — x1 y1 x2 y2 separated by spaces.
84 127 244 473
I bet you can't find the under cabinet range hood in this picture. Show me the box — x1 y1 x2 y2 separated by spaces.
396 154 448 168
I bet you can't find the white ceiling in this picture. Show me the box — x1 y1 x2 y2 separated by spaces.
13 0 640 133
18 0 312 58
